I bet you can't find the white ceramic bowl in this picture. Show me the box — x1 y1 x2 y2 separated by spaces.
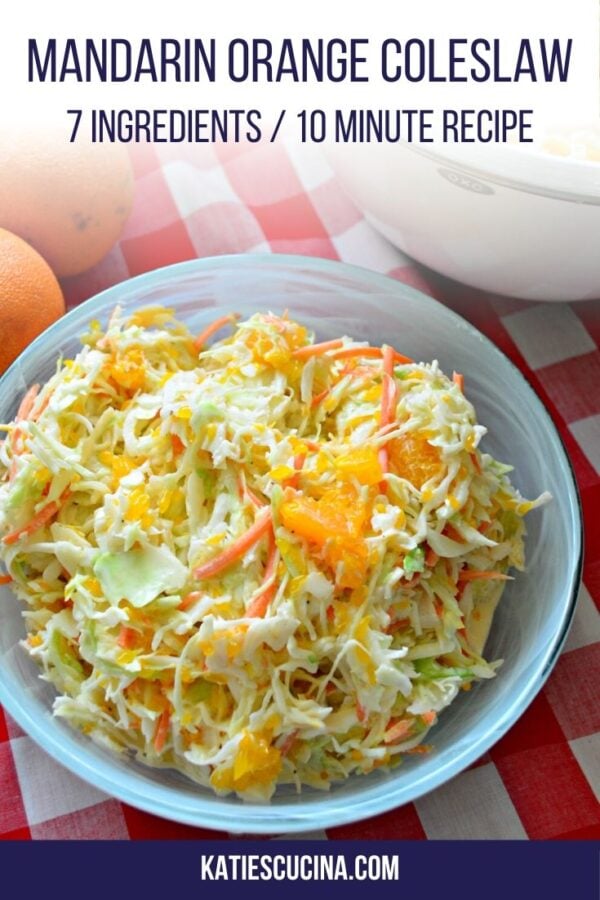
329 141 600 301
0 255 582 832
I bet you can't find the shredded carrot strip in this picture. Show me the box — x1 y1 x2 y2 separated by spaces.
470 452 482 475
30 391 52 423
279 730 299 756
310 388 330 408
380 350 397 428
284 453 306 490
425 546 439 568
170 434 185 456
246 531 279 618
238 470 266 509
245 485 265 509
421 710 437 725
453 371 465 392
291 339 344 360
326 604 335 624
332 346 414 364
356 702 367 724
378 345 398 484
384 718 413 744
15 384 40 423
2 490 70 546
0 574 12 585
246 578 278 619
383 344 396 382
458 570 512 582
443 523 465 543
153 708 170 753
332 346 383 361
403 573 420 588
193 313 239 351
3 502 59 545
11 384 40 455
381 376 398 427
193 509 273 580
178 591 202 611
376 422 399 439
117 626 137 649
386 617 410 634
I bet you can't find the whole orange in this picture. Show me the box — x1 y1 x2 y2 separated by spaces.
0 228 65 374
0 136 134 277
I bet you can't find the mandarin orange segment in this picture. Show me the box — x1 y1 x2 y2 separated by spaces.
245 330 288 368
211 731 281 792
108 346 146 392
388 433 442 488
334 446 384 486
280 492 346 545
280 485 366 545
324 537 370 589
244 318 308 370
280 485 369 586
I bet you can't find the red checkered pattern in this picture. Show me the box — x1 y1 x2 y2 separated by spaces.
2 140 599 841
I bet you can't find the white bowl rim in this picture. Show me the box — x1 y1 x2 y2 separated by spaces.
401 140 600 204
0 253 583 833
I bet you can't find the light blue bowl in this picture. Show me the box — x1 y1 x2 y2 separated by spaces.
0 254 582 833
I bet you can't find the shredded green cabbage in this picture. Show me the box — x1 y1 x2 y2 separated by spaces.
0 307 550 800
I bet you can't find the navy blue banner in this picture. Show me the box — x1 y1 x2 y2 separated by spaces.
0 840 597 899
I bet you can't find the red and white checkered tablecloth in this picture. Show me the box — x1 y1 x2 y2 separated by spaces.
1 139 599 841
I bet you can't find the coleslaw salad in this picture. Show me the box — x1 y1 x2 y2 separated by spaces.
0 307 549 800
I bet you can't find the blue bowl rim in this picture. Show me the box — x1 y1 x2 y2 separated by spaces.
0 253 583 833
